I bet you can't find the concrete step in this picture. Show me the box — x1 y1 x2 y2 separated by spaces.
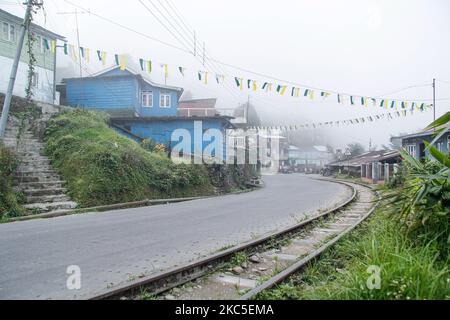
18 165 54 171
24 201 77 213
26 194 71 204
22 187 67 197
15 170 59 178
20 159 51 166
18 181 66 190
14 174 61 183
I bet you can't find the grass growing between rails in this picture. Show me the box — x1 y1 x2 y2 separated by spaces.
0 144 25 219
44 109 215 207
257 208 449 300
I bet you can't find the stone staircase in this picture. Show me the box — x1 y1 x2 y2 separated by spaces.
3 116 77 215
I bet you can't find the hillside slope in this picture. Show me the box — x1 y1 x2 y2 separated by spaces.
44 109 215 207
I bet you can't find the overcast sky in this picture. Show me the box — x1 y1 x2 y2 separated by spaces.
4 0 450 149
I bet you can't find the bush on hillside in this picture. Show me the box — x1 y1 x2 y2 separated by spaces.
44 109 214 207
0 145 24 218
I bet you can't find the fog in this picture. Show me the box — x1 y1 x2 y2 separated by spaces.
4 0 450 150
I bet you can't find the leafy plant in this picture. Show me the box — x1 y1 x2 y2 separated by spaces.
386 113 450 257
0 145 24 218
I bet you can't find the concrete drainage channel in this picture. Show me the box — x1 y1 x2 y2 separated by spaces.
89 179 377 300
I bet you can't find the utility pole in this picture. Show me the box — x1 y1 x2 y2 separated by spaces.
193 31 196 56
57 10 83 78
246 95 250 124
0 0 34 140
202 42 205 66
432 78 436 125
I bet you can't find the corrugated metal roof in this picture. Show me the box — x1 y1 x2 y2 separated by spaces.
327 149 400 167
179 98 217 109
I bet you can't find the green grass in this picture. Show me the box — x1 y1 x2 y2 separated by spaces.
0 144 25 219
44 109 215 207
257 207 449 300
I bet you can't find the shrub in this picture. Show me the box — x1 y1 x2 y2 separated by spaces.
0 144 24 218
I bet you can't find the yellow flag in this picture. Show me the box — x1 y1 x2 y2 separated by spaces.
101 52 107 66
86 48 90 63
69 45 77 61
164 64 168 78
147 60 152 74
280 86 287 95
51 40 56 53
252 80 257 91
309 90 315 100
120 55 126 71
204 72 208 85
240 78 244 90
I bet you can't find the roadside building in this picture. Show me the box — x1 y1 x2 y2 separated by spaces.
394 123 450 160
0 9 65 104
287 145 332 173
326 150 401 184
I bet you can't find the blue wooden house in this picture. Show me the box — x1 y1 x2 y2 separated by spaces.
63 66 183 117
62 66 234 161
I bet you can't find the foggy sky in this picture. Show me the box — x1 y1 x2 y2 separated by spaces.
4 0 450 150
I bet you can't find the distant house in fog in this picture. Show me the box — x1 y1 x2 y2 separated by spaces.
287 145 331 172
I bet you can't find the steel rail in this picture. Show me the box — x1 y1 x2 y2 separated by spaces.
90 179 358 300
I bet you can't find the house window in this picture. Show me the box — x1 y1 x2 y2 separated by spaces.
160 93 171 108
436 141 444 152
406 144 416 157
141 91 153 107
2 22 16 42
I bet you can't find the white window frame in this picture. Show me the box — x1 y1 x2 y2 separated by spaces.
406 144 416 157
141 91 153 108
2 22 16 43
160 93 171 108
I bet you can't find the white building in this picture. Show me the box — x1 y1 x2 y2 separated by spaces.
0 9 65 104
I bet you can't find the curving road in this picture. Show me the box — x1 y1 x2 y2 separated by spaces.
0 174 350 299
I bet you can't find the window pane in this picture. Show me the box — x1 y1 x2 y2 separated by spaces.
10 25 15 42
166 95 170 107
3 23 8 40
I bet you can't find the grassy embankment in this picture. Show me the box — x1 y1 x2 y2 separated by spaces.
44 109 215 207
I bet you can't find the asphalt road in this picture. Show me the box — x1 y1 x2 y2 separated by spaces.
0 174 350 299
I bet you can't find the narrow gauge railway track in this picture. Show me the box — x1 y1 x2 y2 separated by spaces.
91 179 377 300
